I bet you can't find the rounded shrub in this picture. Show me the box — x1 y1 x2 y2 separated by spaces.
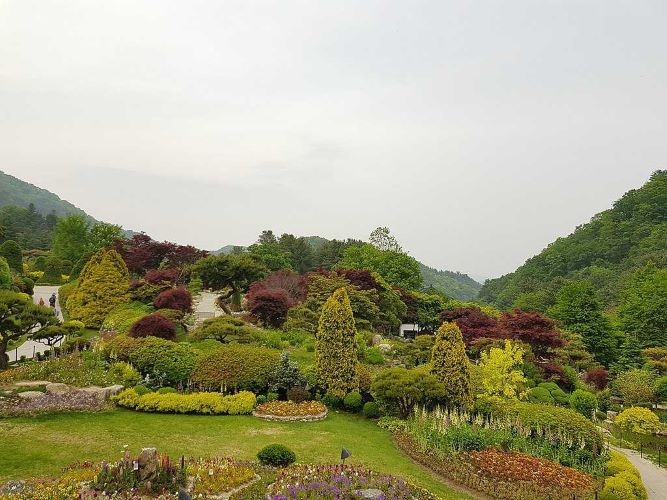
129 337 198 387
157 387 178 394
129 314 177 340
154 287 193 313
256 394 267 405
614 407 662 435
134 385 152 395
528 386 554 405
600 475 635 500
569 389 598 419
322 391 343 409
362 401 380 419
257 444 296 467
364 347 385 365
109 361 142 387
343 391 363 411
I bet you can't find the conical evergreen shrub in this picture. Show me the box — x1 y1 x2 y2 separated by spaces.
431 321 473 408
316 287 359 398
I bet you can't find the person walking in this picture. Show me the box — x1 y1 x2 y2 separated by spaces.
39 297 45 307
49 293 57 308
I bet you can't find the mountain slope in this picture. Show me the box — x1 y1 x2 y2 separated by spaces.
479 170 667 309
0 170 94 219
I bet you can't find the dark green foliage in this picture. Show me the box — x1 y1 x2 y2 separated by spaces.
569 389 598 419
128 337 198 387
0 240 22 272
371 367 445 418
619 263 667 348
339 243 423 291
134 385 152 395
431 322 473 408
343 391 363 411
362 401 381 418
257 444 296 467
190 315 254 343
419 263 481 300
538 382 570 405
0 205 56 250
0 258 10 289
270 352 304 395
480 171 667 309
528 387 554 404
41 255 68 284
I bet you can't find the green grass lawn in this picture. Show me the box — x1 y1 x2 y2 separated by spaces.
0 409 467 498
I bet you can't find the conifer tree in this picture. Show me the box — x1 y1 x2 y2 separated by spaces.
316 287 359 397
431 321 473 408
0 240 22 273
67 248 130 327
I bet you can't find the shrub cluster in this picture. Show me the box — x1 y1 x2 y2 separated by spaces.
113 388 256 415
257 444 297 467
601 451 647 500
129 313 177 340
101 302 152 334
254 400 327 418
153 287 192 313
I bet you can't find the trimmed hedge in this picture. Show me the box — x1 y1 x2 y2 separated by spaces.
191 344 279 393
257 444 296 467
113 388 256 415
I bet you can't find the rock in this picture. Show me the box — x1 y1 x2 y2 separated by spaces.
45 382 71 394
607 410 618 421
353 489 384 499
17 391 44 399
377 343 392 353
0 480 26 495
105 384 124 397
80 386 107 400
371 334 383 346
138 448 158 481
14 380 50 387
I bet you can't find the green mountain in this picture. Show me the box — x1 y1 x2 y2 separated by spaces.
479 170 667 309
0 170 94 219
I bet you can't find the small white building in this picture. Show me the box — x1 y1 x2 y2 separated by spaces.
398 323 419 339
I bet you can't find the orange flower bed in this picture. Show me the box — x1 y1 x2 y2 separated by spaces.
469 448 595 493
254 400 327 421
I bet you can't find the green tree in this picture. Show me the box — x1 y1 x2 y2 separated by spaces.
248 242 293 272
41 255 67 284
0 290 62 369
371 366 445 418
278 234 314 274
569 389 598 419
339 243 422 290
87 222 123 254
369 226 403 252
619 263 667 348
549 280 616 365
431 322 473 408
614 369 656 406
67 249 131 327
476 340 528 400
315 288 359 397
0 240 22 272
0 257 11 290
52 215 90 263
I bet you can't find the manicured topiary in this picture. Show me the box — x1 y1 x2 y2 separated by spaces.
569 389 598 419
344 391 363 411
153 287 192 313
431 322 473 408
157 387 178 394
528 386 555 405
67 249 130 327
315 288 359 398
129 314 177 340
0 240 22 272
363 401 380 418
128 337 198 386
257 444 296 467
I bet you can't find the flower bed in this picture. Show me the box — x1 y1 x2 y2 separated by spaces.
190 457 257 496
253 400 327 421
0 391 106 416
113 388 256 415
267 464 437 499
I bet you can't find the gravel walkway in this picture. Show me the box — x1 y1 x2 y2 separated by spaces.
611 445 667 499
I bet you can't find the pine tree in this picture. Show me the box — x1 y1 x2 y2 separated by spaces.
431 322 473 408
67 249 130 327
316 287 359 397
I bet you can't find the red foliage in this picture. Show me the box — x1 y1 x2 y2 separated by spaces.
246 286 294 328
538 361 575 390
398 289 419 323
129 314 177 340
154 287 193 313
145 268 180 284
440 307 499 345
585 367 609 390
249 270 307 303
114 233 207 275
162 245 208 269
497 309 565 357
335 268 381 291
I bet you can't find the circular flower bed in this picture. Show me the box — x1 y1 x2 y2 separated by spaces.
267 464 437 499
253 400 327 422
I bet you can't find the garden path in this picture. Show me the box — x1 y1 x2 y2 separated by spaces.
611 445 667 499
9 286 63 362
193 290 222 324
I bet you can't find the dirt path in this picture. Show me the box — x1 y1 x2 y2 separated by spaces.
611 445 667 499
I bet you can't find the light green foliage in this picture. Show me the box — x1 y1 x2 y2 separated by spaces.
431 322 473 408
371 366 445 418
599 475 637 500
101 302 152 334
614 407 662 434
549 280 616 365
190 315 254 344
67 249 131 328
538 382 570 405
52 215 89 263
113 388 256 415
128 337 199 387
476 340 527 400
643 347 667 375
86 222 123 254
343 391 363 411
569 389 598 419
109 361 142 387
619 262 667 348
0 240 22 272
339 243 422 291
315 288 359 397
614 369 656 406
527 387 554 404
248 242 293 271
0 257 10 289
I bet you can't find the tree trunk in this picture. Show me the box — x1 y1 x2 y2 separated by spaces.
0 339 10 370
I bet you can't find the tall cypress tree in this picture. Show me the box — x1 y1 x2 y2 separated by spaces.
431 322 473 408
316 287 359 398
67 249 130 327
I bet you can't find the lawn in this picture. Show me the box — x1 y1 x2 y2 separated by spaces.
0 409 468 499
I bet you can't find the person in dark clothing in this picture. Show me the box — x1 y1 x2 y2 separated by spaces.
49 293 56 308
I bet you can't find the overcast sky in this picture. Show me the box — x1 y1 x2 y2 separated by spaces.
1 1 665 280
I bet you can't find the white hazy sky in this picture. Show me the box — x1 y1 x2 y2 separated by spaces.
1 1 665 280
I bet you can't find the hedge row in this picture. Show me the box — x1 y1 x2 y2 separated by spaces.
113 388 256 415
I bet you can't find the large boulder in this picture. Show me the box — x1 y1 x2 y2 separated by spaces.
105 385 124 397
138 448 159 481
45 383 71 395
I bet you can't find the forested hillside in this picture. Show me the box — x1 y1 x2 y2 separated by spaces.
0 170 92 219
479 170 667 310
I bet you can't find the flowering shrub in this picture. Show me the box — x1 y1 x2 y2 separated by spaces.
0 391 106 416
267 464 437 499
189 457 256 495
113 388 256 415
254 400 326 419
0 462 99 499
